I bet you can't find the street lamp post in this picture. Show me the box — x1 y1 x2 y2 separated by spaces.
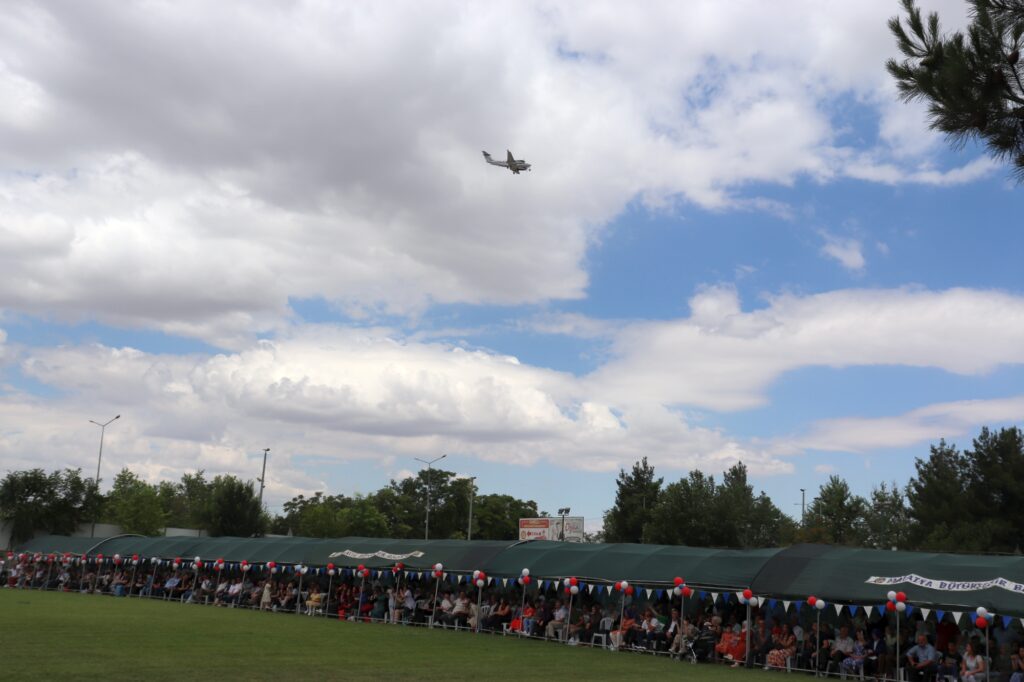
414 454 446 541
467 477 477 541
257 448 270 507
558 507 571 542
89 414 120 538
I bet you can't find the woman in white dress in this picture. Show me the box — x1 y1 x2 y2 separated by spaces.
962 641 987 682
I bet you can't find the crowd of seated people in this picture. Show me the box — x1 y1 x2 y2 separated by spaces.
3 557 1020 679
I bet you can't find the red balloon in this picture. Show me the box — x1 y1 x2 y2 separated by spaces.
357 564 365 571
614 581 622 592
808 596 817 606
433 570 442 578
886 601 896 612
673 577 683 586
895 591 907 603
976 616 989 629
625 586 635 596
327 563 335 571
396 562 404 569
522 576 531 585
569 577 578 587
742 588 753 600
564 587 570 594
682 586 692 598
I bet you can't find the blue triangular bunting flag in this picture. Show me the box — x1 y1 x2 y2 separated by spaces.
656 589 664 599
698 590 707 600
721 592 729 602
768 599 777 609
906 605 914 616
794 600 804 611
849 605 858 616
1004 616 1013 629
936 609 945 622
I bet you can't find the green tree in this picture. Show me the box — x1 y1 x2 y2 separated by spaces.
863 482 913 550
804 475 868 545
206 475 264 537
603 458 662 544
0 468 101 545
888 0 1024 175
471 494 540 540
337 495 390 537
647 470 717 546
105 468 165 536
906 439 972 550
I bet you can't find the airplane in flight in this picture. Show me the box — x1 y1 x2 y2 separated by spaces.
482 150 531 174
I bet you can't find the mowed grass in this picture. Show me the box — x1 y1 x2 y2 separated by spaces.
0 590 759 681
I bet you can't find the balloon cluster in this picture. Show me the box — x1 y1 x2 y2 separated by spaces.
807 595 828 611
472 570 487 588
614 580 635 596
671 576 692 598
193 556 203 570
267 561 278 574
739 588 761 608
240 560 251 573
886 590 908 613
562 577 580 595
356 564 370 579
326 562 336 577
298 565 309 576
391 561 404 575
975 606 991 629
432 562 444 579
517 568 531 586
172 557 182 569
131 554 140 566
214 558 225 572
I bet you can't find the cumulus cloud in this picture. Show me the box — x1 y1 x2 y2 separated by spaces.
819 231 866 271
0 0 988 343
586 286 1024 411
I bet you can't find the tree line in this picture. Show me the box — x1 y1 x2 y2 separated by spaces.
602 426 1024 554
2 425 1021 552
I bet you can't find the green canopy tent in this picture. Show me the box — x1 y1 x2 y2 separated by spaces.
16 535 1024 616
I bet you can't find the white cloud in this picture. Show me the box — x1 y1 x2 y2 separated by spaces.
819 231 866 271
793 395 1024 453
814 464 835 475
587 286 1024 412
0 1 992 343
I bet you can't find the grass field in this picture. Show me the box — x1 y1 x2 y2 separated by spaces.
0 590 761 680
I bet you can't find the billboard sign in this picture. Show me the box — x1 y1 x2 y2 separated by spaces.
518 516 585 542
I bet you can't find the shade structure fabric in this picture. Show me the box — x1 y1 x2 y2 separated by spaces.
16 536 1024 616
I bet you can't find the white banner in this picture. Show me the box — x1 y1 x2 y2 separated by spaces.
866 574 1024 594
328 549 425 560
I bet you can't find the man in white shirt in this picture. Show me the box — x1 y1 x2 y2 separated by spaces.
546 600 569 639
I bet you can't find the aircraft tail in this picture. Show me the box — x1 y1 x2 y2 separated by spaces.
482 151 492 160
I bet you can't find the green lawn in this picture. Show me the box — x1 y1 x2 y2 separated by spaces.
0 590 761 680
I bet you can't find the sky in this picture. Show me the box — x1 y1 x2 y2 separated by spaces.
1 0 1022 533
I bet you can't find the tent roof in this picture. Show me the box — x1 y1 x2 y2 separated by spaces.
16 535 1024 616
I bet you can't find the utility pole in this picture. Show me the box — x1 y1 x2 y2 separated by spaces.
467 477 477 541
258 448 270 507
557 507 571 541
89 415 120 537
800 488 806 524
415 454 447 540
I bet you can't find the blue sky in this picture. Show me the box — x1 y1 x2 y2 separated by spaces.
1 1 1021 532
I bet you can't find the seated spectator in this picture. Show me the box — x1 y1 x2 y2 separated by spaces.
520 601 536 636
906 633 938 682
1009 643 1024 682
865 628 888 679
828 626 856 670
840 629 869 675
545 599 568 640
451 591 471 628
766 623 797 670
936 639 963 681
610 608 638 650
961 641 986 682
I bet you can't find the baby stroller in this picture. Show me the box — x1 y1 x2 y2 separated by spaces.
685 624 716 663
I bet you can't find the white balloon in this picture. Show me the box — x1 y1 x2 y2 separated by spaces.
976 606 988 617
620 580 629 589
749 597 760 608
194 556 201 563
887 591 897 602
673 586 682 597
895 601 907 612
570 585 579 595
473 570 481 580
475 578 485 588
563 578 571 587
328 569 336 576
816 600 827 610
521 568 530 577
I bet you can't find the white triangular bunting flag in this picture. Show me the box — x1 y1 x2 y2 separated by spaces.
736 591 744 601
952 611 963 624
782 600 791 612
588 584 595 593
646 588 653 598
834 603 843 616
921 608 931 620
1019 618 1024 629
487 577 493 585
711 592 719 603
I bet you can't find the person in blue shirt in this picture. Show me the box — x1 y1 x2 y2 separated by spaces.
906 634 938 682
